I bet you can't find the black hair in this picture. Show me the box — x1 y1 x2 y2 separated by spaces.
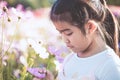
50 0 120 56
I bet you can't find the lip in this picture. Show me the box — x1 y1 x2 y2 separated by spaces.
66 44 73 48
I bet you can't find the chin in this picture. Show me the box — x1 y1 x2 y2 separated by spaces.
72 49 79 53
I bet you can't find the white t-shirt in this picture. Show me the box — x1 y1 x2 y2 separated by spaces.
58 47 120 80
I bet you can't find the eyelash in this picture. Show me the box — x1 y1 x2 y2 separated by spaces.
66 32 73 36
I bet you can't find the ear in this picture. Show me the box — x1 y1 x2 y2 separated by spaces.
85 20 98 34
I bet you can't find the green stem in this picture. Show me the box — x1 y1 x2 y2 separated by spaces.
46 57 51 70
0 16 5 57
0 58 3 80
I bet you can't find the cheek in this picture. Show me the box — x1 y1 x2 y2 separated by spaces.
71 35 89 47
69 35 83 45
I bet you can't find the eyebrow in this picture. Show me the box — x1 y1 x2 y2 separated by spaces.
57 29 71 33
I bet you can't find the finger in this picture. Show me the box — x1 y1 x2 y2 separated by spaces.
45 70 54 80
42 67 47 73
38 68 47 74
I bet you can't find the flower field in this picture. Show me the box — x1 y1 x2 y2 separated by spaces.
0 1 71 80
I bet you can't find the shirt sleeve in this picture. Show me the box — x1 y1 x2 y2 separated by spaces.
57 53 74 80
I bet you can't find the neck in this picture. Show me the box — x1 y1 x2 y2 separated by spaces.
77 37 107 58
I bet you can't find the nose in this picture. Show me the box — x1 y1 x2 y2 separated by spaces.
64 39 69 43
62 35 70 43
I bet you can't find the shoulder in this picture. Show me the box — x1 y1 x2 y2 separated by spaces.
97 59 120 80
105 47 120 65
103 47 120 69
96 48 120 80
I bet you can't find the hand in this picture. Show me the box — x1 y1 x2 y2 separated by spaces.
32 68 54 80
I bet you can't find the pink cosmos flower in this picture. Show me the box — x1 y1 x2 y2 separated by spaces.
16 4 24 11
0 1 8 18
27 68 46 79
48 45 70 63
0 1 7 7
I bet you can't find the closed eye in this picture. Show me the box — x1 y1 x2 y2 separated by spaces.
63 30 73 36
66 32 73 36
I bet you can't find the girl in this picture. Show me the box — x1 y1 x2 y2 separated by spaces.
34 0 120 80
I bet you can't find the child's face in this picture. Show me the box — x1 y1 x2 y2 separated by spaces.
53 21 92 54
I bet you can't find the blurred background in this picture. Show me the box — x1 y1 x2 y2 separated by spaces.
4 0 120 25
6 0 55 9
5 0 120 9
0 0 120 80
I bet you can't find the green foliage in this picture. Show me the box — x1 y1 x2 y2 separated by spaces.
1 46 58 80
6 0 56 9
6 0 120 10
6 0 31 8
107 0 120 5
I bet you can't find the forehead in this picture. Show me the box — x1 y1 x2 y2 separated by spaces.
53 21 74 30
53 21 83 34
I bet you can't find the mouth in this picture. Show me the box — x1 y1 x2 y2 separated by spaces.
67 44 73 48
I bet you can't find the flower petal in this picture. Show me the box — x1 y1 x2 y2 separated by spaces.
27 68 46 78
